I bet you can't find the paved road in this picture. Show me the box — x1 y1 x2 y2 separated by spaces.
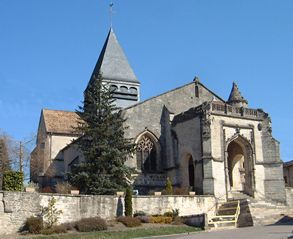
141 225 293 239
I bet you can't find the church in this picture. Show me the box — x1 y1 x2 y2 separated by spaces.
31 28 285 203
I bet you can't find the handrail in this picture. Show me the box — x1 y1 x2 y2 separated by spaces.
208 200 240 228
206 192 228 215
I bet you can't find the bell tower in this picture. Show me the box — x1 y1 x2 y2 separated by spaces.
85 28 140 108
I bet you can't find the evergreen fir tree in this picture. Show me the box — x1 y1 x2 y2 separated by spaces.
68 72 135 195
0 138 10 189
124 186 133 216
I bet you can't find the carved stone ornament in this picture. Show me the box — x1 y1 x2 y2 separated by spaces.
202 126 211 140
136 136 154 152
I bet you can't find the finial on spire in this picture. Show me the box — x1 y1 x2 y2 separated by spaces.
109 2 114 28
193 76 200 83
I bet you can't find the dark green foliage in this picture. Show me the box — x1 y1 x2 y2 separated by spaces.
163 211 173 217
172 208 179 218
165 177 173 195
124 187 133 216
3 171 23 191
163 209 179 219
75 217 107 232
117 216 141 227
133 211 146 217
0 138 10 189
61 222 76 231
24 216 44 234
68 72 135 195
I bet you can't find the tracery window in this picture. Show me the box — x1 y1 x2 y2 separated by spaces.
136 136 157 172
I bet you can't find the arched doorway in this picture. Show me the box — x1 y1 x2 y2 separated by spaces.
226 136 254 196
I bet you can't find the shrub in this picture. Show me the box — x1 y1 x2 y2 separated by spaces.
124 187 132 216
3 171 23 191
40 225 67 235
136 216 151 223
163 211 173 217
133 211 146 217
61 222 76 231
24 216 43 234
41 186 55 193
173 187 189 195
55 182 72 194
40 228 53 235
172 208 179 218
150 216 173 224
42 197 63 228
117 216 141 227
52 225 67 234
165 177 173 195
172 216 183 225
75 217 107 232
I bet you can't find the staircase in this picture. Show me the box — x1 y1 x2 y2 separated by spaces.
209 191 293 229
208 200 240 228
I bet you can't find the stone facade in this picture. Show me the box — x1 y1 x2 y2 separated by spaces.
31 28 286 204
0 191 216 235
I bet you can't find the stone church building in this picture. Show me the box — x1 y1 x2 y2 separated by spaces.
31 28 285 203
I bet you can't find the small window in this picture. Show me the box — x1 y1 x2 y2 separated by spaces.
40 143 45 149
129 87 138 95
120 86 128 93
110 85 118 92
195 85 199 98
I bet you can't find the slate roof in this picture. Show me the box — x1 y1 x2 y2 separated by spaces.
227 82 248 104
42 109 81 134
88 28 139 85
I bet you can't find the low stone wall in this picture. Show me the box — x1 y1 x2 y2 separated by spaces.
0 191 216 235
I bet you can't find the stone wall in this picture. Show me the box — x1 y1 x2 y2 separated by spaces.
0 191 216 235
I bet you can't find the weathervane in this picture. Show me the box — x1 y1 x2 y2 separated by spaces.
109 2 114 28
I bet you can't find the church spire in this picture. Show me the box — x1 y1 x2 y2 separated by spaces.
88 28 139 85
227 82 248 107
85 28 140 109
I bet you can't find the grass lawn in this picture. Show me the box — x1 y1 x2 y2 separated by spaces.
22 226 201 239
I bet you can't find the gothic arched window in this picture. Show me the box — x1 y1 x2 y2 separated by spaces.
136 135 157 172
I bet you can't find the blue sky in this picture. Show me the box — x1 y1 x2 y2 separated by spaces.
0 0 292 161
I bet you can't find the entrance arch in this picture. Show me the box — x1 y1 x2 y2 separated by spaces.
226 135 254 197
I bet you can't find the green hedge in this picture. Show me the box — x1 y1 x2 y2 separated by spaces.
3 171 24 191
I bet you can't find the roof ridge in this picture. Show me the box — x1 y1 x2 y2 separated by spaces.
42 108 76 114
123 80 225 111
